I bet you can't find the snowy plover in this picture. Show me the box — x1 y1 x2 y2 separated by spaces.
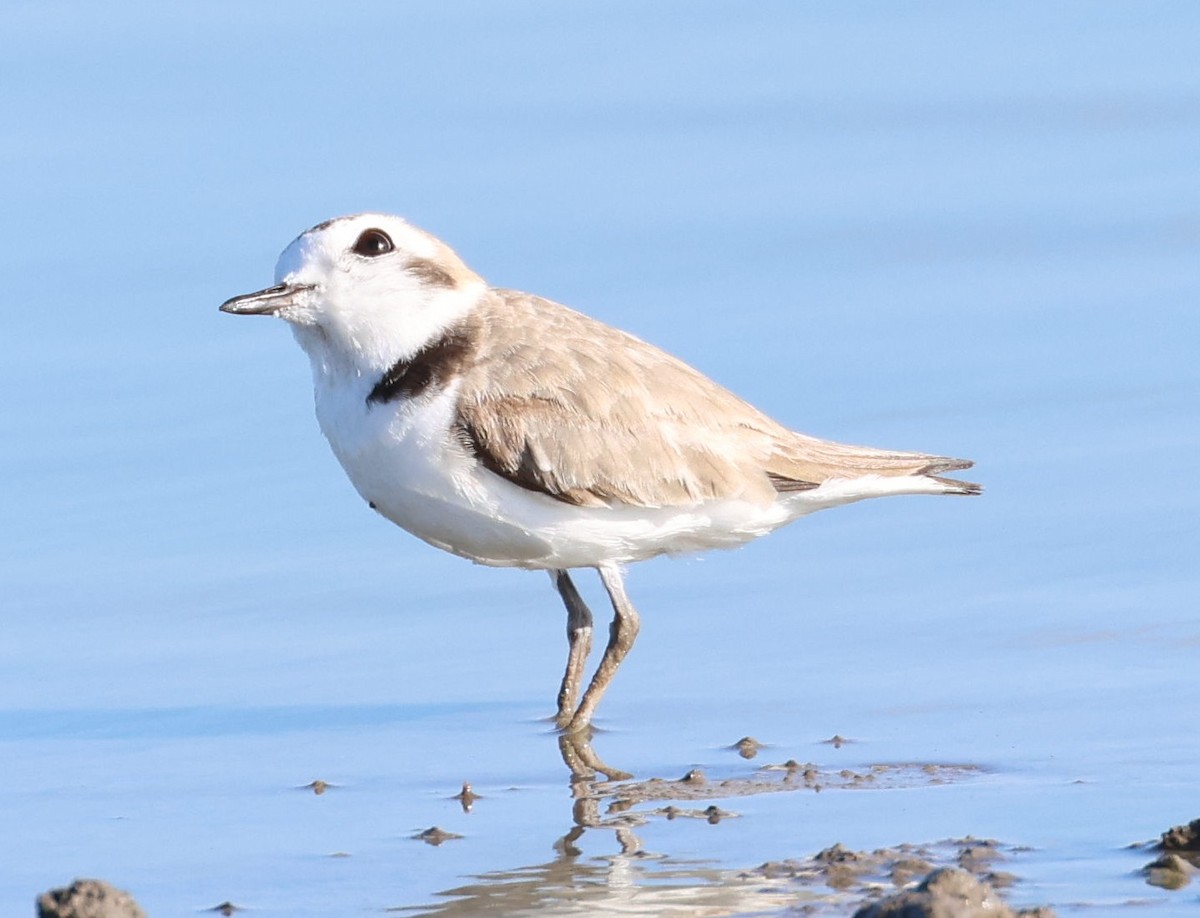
221 213 980 731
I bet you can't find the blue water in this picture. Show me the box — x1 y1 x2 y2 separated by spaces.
3 2 1198 915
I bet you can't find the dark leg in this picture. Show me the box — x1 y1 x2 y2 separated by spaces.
551 569 594 729
565 562 640 732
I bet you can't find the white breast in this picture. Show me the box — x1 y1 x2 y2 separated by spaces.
311 372 550 563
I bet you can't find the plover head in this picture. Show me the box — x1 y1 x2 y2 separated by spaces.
220 213 485 372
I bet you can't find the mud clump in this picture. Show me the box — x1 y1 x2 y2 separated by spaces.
413 825 463 846
752 837 1052 916
452 782 480 812
1139 817 1200 888
596 760 983 808
1157 818 1200 854
731 736 763 759
37 879 146 918
853 867 1054 918
891 856 937 887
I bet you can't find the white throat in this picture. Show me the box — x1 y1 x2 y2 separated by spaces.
290 278 486 383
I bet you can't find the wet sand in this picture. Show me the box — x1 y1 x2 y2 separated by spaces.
11 690 1198 915
404 731 1048 916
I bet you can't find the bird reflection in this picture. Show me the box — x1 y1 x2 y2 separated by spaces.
400 730 982 915
402 729 795 917
555 728 642 859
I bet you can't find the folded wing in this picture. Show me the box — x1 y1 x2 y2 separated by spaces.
454 290 979 509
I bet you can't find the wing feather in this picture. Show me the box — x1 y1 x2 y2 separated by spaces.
454 290 977 508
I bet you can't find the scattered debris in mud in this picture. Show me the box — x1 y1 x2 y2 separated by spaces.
653 803 736 823
37 880 147 918
853 866 1054 917
749 837 1053 916
414 830 1053 916
589 758 985 807
417 732 1051 917
420 737 1016 913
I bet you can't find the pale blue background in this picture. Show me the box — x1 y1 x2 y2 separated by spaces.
2 2 1198 915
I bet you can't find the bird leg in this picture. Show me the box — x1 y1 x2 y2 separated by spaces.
564 562 641 733
551 569 594 729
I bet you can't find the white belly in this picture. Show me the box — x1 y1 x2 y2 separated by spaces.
312 382 814 570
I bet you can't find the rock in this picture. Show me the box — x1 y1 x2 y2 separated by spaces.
852 866 1054 918
1142 817 1200 888
890 856 935 886
732 736 762 759
957 842 1002 872
452 782 480 812
37 879 146 918
815 842 864 865
1158 818 1200 853
812 843 878 891
412 825 463 846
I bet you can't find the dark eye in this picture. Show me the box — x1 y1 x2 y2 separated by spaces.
353 229 394 257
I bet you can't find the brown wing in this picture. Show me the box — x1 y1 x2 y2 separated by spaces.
454 290 975 509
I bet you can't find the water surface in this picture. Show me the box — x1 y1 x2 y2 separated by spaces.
2 2 1198 915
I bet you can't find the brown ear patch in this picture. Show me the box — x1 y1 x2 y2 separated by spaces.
406 257 458 289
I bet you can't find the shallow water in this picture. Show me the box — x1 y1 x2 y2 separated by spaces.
3 2 1199 915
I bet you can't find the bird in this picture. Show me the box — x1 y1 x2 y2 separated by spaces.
220 213 980 732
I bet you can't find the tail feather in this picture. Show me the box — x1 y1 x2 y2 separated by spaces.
768 433 982 496
925 470 983 495
919 457 982 495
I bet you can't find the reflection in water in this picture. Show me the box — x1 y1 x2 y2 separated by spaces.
401 730 984 916
401 730 792 916
453 782 481 813
406 856 803 917
556 731 642 860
